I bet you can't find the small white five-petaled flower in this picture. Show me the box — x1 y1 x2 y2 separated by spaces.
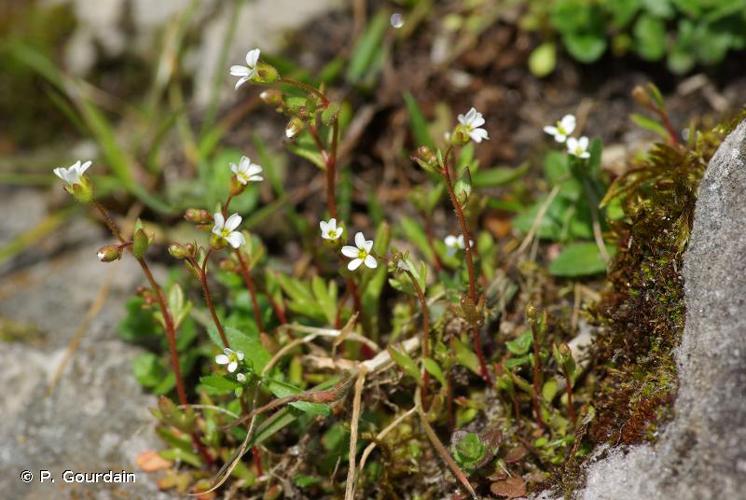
444 234 472 256
230 48 261 90
215 348 244 373
341 232 377 271
566 136 590 159
457 107 489 143
543 114 576 143
212 212 246 248
53 160 91 187
320 218 344 241
230 156 263 185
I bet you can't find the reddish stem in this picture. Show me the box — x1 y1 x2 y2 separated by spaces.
404 269 430 410
192 250 230 348
235 250 265 332
440 151 490 383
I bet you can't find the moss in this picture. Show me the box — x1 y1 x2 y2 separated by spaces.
551 111 746 498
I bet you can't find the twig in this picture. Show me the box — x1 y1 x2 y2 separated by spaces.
344 368 368 500
415 388 477 499
358 406 417 474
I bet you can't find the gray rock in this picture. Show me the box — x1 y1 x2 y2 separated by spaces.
569 120 746 499
0 212 167 497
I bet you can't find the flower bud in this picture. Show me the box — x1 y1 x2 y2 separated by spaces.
285 117 305 139
254 63 279 84
632 85 652 109
259 88 283 106
168 243 190 260
132 228 150 259
97 244 122 262
412 145 440 174
184 208 212 224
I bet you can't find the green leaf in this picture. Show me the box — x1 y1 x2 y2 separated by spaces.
403 92 435 149
423 358 446 386
346 10 389 84
388 346 421 381
634 14 667 61
453 337 481 375
549 242 618 277
207 326 270 372
528 42 557 77
542 378 560 402
266 379 331 416
398 216 436 265
562 33 607 63
199 374 241 396
630 113 669 139
132 352 166 388
311 276 338 325
472 163 529 188
506 330 533 356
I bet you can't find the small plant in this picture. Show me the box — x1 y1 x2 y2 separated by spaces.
524 0 746 75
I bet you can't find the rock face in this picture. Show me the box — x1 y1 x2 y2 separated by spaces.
0 189 165 499
574 120 746 499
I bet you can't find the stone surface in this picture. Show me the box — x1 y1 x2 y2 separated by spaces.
567 120 746 499
0 190 166 498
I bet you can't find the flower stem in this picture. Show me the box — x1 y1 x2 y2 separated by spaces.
235 250 265 332
93 202 212 464
192 250 230 348
278 77 329 107
439 150 490 383
403 269 430 410
531 337 547 431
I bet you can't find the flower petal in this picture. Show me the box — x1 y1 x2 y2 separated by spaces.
544 126 558 136
578 136 589 148
246 48 260 67
230 65 249 76
364 254 378 269
79 160 92 175
320 220 329 232
225 213 242 231
354 231 366 249
226 231 245 248
247 175 263 182
341 245 359 258
236 351 245 361
348 258 363 271
228 361 238 373
215 354 229 365
234 76 250 90
470 128 489 143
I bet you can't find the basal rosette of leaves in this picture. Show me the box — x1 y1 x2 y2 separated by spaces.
524 0 746 77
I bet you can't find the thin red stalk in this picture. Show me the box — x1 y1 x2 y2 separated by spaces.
93 202 212 465
531 340 546 431
404 269 430 410
193 250 230 348
440 152 490 383
235 250 265 332
564 370 576 426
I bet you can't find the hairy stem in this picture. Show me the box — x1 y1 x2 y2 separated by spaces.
192 250 230 348
440 150 490 383
235 250 265 332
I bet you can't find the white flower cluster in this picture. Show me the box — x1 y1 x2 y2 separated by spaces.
543 114 590 159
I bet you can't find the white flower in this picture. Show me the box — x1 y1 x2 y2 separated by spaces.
566 136 590 159
230 156 263 185
444 234 473 256
230 48 260 90
53 160 92 186
320 218 344 241
236 373 247 383
543 114 576 143
341 232 377 271
215 348 245 373
212 212 246 248
457 107 489 143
